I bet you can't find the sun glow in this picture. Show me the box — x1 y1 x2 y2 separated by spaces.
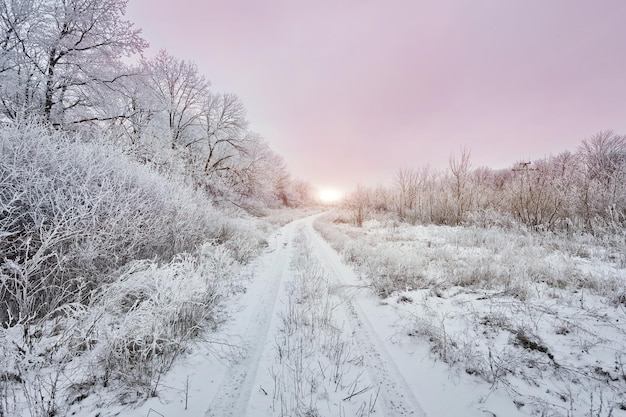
317 188 343 204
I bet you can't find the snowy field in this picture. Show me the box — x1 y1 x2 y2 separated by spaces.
3 211 625 416
315 210 626 417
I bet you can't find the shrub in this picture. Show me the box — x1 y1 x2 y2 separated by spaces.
0 121 227 326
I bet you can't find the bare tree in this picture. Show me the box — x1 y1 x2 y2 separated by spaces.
419 167 442 224
470 166 495 211
231 134 290 206
508 159 570 230
449 147 472 225
348 185 370 227
394 168 420 223
545 151 582 228
371 185 391 213
289 179 316 207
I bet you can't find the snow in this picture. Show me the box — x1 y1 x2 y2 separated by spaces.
13 211 625 416
314 212 626 417
306 216 523 417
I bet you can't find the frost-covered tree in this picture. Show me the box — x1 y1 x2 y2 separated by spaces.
143 49 209 149
202 132 290 207
240 135 290 206
578 131 626 229
508 159 571 230
348 185 370 227
0 0 146 125
198 92 249 175
449 147 472 225
394 167 420 223
289 179 316 207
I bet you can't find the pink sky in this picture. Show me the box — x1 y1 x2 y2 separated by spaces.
126 0 626 193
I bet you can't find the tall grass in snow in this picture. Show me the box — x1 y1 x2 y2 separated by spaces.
269 228 378 417
314 210 626 415
315 211 625 301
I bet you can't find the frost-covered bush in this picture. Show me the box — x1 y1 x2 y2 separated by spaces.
0 242 239 415
0 121 227 325
90 243 235 399
0 120 272 414
216 219 267 264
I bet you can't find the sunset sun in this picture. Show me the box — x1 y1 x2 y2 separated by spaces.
317 188 343 204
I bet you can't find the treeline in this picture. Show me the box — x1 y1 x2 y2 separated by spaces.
347 131 626 233
0 0 313 328
0 0 314 208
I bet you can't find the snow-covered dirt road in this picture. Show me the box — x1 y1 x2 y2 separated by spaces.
205 214 486 417
306 219 427 417
205 218 296 417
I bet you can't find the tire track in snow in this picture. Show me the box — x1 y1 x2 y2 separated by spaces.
205 221 297 417
304 216 429 417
